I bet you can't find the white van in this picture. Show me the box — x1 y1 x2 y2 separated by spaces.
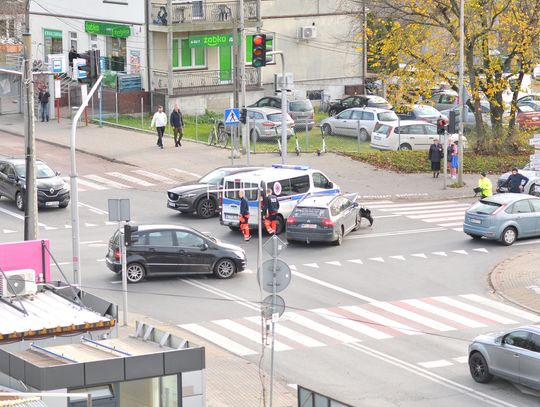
220 164 340 234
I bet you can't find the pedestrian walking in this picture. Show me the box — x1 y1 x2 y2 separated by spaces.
450 141 458 179
151 105 167 149
428 138 443 178
474 172 493 198
238 190 251 241
170 104 184 147
263 187 280 234
38 86 50 122
504 167 529 193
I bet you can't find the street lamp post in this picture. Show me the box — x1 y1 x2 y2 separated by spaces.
458 0 465 184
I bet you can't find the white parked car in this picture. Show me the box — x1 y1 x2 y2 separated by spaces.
370 120 467 151
320 107 398 141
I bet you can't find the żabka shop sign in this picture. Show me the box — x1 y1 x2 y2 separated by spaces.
84 21 131 38
189 34 233 48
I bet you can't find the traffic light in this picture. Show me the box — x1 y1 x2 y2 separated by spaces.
252 34 267 67
124 224 139 246
448 110 457 134
77 50 101 85
89 49 101 82
240 108 247 124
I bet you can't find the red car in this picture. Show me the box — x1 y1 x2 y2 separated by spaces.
517 105 540 128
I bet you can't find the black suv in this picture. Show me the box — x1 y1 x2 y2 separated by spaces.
0 158 70 210
328 95 391 116
167 166 262 218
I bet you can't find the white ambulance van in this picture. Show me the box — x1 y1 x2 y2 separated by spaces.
220 164 340 234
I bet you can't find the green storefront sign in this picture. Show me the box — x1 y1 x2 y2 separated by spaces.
43 29 62 39
84 21 131 38
189 34 233 48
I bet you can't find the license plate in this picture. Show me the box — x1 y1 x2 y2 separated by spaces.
301 224 317 229
470 218 481 224
45 201 58 207
225 214 237 220
373 135 381 140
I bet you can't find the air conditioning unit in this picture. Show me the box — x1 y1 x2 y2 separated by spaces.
299 26 317 40
0 269 37 299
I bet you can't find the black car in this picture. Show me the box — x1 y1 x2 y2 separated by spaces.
167 166 262 218
0 158 70 211
105 224 247 283
328 95 391 116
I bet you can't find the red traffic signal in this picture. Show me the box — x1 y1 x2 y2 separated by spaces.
252 34 267 68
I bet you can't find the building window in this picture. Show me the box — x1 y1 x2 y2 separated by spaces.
69 31 77 51
106 36 126 71
173 39 205 69
90 34 98 50
43 29 63 56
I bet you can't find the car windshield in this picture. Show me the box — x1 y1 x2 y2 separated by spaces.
289 100 312 112
414 105 440 117
378 111 398 121
199 169 229 184
15 162 56 179
469 200 502 215
519 105 534 113
294 207 329 217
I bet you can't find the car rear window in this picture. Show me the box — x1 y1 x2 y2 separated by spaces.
289 100 312 112
374 124 392 135
267 113 283 121
224 181 258 200
469 200 502 214
414 105 439 117
377 111 398 122
294 207 329 217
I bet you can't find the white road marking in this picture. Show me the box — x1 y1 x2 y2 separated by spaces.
391 205 470 215
78 202 108 215
179 323 257 356
439 222 464 227
313 308 392 339
369 257 385 262
373 200 459 209
77 177 108 190
212 319 292 351
85 223 97 227
515 238 540 246
461 294 540 322
283 312 359 343
325 261 341 266
452 227 462 232
402 299 487 328
417 360 453 368
3 229 16 234
434 297 518 324
341 305 420 336
64 224 72 229
411 253 427 259
389 255 406 261
423 216 465 223
407 211 466 219
452 356 469 364
373 214 401 219
170 168 202 178
346 227 446 239
183 279 259 311
369 302 455 331
472 248 488 253
95 259 106 262
132 169 176 184
107 172 155 187
432 251 447 256
245 316 325 347
85 174 130 189
348 259 363 264
81 240 104 244
0 207 51 228
452 250 468 255
303 263 319 268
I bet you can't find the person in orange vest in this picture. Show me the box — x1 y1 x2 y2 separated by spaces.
263 187 280 234
239 190 251 241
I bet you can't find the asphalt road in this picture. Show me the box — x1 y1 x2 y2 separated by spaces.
1 135 540 406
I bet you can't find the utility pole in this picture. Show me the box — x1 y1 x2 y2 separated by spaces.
23 0 38 241
239 0 250 162
458 0 464 184
362 0 367 93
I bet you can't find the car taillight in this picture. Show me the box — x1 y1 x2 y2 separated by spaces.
321 218 335 227
492 204 507 215
286 216 296 225
386 127 394 138
114 247 120 260
263 121 275 127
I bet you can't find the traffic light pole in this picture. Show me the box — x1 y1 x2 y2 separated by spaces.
269 51 288 164
120 222 128 326
70 75 104 288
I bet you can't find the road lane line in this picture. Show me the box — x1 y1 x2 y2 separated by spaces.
212 319 292 351
132 169 176 184
346 227 446 239
391 205 470 215
407 211 466 219
78 202 109 215
433 297 518 324
423 216 464 223
438 222 464 227
183 279 259 311
369 302 455 331
347 342 520 407
245 316 325 348
401 299 486 328
85 174 131 189
313 308 392 339
417 360 453 368
460 294 540 322
0 207 49 228
170 168 202 178
283 312 359 343
179 323 257 356
107 172 155 187
372 200 459 209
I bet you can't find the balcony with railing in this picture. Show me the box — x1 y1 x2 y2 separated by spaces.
151 67 260 95
149 0 258 31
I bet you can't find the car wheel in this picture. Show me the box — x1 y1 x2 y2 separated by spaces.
15 192 24 211
469 352 493 384
501 226 517 246
359 129 369 142
334 226 344 246
59 200 69 208
322 124 333 135
399 143 412 151
214 258 236 279
126 262 146 283
275 216 285 235
196 197 216 219
468 234 482 240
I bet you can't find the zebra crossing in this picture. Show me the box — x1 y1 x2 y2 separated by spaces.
368 200 472 232
62 167 200 192
178 294 540 356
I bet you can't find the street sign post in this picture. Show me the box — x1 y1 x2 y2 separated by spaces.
224 108 240 125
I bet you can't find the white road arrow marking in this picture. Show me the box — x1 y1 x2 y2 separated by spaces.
432 252 447 256
452 250 468 255
348 259 363 264
369 257 385 263
2 229 16 234
303 263 319 268
411 253 427 258
473 248 488 253
325 261 342 266
85 223 97 227
389 255 406 261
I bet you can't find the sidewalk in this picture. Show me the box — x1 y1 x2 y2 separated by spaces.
0 113 489 201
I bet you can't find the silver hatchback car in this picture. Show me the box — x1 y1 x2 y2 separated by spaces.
469 325 540 390
463 193 540 245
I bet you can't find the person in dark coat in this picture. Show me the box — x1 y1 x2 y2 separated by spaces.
263 187 280 234
37 86 50 122
428 138 443 178
68 46 79 68
504 167 529 193
170 104 185 147
239 190 250 241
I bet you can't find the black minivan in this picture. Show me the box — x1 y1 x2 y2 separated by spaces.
105 224 247 283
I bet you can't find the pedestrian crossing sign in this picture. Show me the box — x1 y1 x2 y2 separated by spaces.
224 108 240 125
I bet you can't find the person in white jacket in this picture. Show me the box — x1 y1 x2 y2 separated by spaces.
151 105 167 149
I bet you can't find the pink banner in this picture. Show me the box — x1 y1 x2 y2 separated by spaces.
0 240 50 282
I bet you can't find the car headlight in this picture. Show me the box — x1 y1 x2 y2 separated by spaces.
63 183 70 191
233 250 245 259
180 193 197 198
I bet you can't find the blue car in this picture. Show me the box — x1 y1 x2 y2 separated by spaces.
463 193 540 245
